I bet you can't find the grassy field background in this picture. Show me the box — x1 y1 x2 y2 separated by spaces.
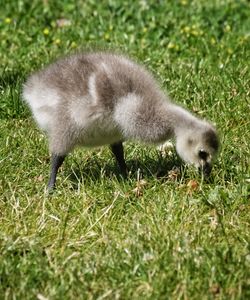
0 0 249 299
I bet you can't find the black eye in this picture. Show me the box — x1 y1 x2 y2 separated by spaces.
199 149 208 160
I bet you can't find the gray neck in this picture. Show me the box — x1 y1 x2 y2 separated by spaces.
164 103 203 139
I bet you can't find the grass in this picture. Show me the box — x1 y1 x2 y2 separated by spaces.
0 0 250 299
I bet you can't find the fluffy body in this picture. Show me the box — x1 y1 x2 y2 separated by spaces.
23 52 219 187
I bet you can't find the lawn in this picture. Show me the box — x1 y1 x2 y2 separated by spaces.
0 0 250 299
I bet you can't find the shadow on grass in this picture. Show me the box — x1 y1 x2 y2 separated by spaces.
65 152 184 189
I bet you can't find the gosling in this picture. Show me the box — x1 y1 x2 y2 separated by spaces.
23 52 219 189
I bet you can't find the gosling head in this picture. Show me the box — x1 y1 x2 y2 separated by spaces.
176 125 219 176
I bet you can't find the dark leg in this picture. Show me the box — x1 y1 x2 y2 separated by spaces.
110 142 127 177
47 153 66 190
